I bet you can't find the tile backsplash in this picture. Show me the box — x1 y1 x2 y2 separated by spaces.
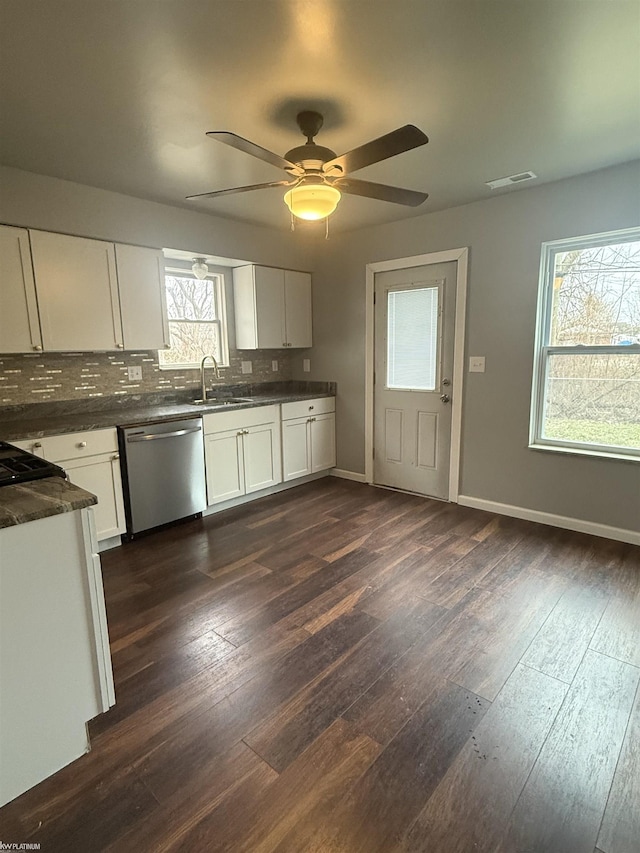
0 349 293 406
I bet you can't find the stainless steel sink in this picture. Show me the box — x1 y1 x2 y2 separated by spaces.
190 397 254 406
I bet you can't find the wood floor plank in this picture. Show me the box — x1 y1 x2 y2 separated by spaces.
452 571 567 700
2 479 637 853
405 663 567 853
103 741 276 853
498 649 640 853
133 610 379 803
244 596 446 771
589 589 640 667
177 718 380 853
281 680 489 853
597 679 640 853
521 584 609 683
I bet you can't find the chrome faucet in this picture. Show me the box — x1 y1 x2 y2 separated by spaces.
200 354 222 401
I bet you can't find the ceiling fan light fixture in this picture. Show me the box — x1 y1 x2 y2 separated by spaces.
283 183 341 221
191 257 209 279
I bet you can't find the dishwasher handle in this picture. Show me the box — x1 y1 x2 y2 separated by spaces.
126 425 202 442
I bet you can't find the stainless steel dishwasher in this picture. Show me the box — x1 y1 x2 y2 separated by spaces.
119 417 207 537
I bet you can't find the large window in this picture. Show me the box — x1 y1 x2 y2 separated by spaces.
531 228 640 460
158 271 229 369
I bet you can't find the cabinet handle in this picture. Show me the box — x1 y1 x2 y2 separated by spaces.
77 441 87 448
33 344 43 351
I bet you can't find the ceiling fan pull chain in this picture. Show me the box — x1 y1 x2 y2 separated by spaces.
290 210 296 231
325 217 330 240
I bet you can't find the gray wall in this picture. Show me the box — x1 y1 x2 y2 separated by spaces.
0 166 317 271
295 161 640 532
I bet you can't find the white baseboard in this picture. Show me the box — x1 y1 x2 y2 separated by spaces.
330 468 368 483
457 495 640 546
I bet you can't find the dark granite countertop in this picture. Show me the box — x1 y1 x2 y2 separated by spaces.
0 477 97 529
0 382 336 441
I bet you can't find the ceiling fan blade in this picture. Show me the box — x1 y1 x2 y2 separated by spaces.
333 177 428 207
206 131 304 175
323 125 428 176
186 180 297 200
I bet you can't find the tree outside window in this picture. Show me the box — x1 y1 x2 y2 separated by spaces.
531 230 640 458
158 273 229 369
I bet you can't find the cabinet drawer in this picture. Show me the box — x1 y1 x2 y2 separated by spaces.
203 404 280 435
40 428 118 463
281 397 335 421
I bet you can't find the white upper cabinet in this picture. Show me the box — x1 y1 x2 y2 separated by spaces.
116 244 169 350
29 230 124 352
284 270 313 348
0 225 43 353
233 264 312 350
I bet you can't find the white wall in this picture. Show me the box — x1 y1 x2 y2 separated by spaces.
296 161 640 533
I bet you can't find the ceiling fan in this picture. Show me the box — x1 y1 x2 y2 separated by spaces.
186 111 429 224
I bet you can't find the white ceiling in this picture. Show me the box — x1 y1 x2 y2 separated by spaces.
1 0 639 233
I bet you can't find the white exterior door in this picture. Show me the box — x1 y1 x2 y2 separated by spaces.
373 262 457 500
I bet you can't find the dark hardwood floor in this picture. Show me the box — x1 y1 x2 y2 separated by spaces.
2 478 639 853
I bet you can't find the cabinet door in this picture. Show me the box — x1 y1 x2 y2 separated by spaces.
62 454 126 541
243 422 282 494
284 270 312 348
205 429 244 505
310 412 336 473
30 230 124 351
116 244 169 350
282 416 311 481
0 225 43 353
254 266 286 348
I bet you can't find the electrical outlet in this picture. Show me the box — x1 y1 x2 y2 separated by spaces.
469 356 486 373
127 365 142 381
241 361 253 374
303 358 311 373
271 360 279 372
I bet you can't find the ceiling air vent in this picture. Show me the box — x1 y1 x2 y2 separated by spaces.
485 171 537 190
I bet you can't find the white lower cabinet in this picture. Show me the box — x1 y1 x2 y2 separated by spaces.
11 429 126 543
282 397 336 481
204 405 282 506
0 507 115 806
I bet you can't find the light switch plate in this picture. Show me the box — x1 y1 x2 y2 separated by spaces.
241 361 253 374
303 358 311 373
127 365 142 381
271 360 279 372
469 356 486 373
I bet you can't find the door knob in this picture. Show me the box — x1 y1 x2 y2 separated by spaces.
440 394 451 403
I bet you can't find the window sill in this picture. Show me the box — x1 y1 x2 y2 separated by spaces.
529 442 639 464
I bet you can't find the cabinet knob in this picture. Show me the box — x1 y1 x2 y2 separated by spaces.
33 344 43 351
33 442 42 449
309 405 314 410
164 344 171 349
116 343 124 349
77 441 87 448
111 454 119 461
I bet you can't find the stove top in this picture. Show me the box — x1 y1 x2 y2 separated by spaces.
0 442 66 487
